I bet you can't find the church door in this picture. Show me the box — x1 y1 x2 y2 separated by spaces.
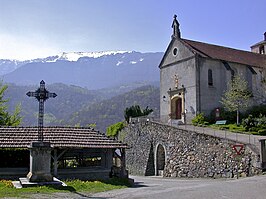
175 98 182 119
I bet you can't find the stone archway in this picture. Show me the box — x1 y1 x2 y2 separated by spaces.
156 144 165 176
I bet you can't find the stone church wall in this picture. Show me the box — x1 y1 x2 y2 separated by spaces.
199 58 229 114
199 58 264 115
120 121 261 178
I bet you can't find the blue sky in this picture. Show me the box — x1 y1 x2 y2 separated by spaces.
0 0 265 60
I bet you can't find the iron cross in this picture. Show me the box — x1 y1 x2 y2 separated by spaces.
26 80 57 142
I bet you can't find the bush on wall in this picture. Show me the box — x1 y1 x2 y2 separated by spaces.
242 114 266 134
106 122 126 138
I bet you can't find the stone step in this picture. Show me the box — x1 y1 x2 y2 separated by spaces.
13 177 67 188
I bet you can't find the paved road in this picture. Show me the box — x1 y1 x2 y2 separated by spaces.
91 175 266 199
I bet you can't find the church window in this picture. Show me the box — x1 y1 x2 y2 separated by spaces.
208 69 213 86
173 48 178 56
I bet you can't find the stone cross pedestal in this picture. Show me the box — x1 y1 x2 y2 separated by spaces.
26 142 53 182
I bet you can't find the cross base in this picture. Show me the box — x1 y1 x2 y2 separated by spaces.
27 141 53 182
13 177 66 188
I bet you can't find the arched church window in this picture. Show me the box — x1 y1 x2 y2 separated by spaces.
208 69 213 86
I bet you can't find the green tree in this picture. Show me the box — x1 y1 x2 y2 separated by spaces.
0 82 21 126
124 105 153 123
220 75 252 125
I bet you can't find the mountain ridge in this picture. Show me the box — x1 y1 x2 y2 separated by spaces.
1 51 163 89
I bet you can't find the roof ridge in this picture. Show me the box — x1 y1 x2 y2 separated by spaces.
182 38 264 56
181 38 266 68
180 39 210 57
251 40 266 48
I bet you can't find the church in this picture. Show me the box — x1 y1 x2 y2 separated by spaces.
159 15 266 124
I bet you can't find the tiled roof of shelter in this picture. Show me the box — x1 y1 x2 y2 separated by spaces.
0 126 127 148
181 39 266 68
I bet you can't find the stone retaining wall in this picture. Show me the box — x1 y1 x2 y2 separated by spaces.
119 121 261 178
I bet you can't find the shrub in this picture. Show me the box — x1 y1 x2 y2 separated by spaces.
209 107 236 124
259 129 266 135
245 105 266 118
219 126 229 130
106 122 125 138
242 114 266 132
256 115 266 127
242 115 256 131
192 113 209 126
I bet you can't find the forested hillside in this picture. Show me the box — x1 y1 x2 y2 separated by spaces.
6 83 103 126
67 85 160 132
5 83 159 132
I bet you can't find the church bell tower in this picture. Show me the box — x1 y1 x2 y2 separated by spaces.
250 32 266 55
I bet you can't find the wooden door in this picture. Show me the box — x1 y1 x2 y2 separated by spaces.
175 98 182 119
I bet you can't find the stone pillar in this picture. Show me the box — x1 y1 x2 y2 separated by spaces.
120 148 128 178
27 141 53 182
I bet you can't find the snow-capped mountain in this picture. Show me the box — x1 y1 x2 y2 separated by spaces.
42 51 133 62
0 51 134 75
58 51 132 61
1 51 163 89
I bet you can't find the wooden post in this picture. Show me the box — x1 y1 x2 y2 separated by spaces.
51 149 67 177
53 149 58 177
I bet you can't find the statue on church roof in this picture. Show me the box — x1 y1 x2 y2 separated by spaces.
172 14 181 39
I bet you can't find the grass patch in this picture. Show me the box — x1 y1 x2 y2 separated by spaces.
0 178 130 198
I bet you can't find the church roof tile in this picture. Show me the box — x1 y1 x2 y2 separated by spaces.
182 39 266 68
